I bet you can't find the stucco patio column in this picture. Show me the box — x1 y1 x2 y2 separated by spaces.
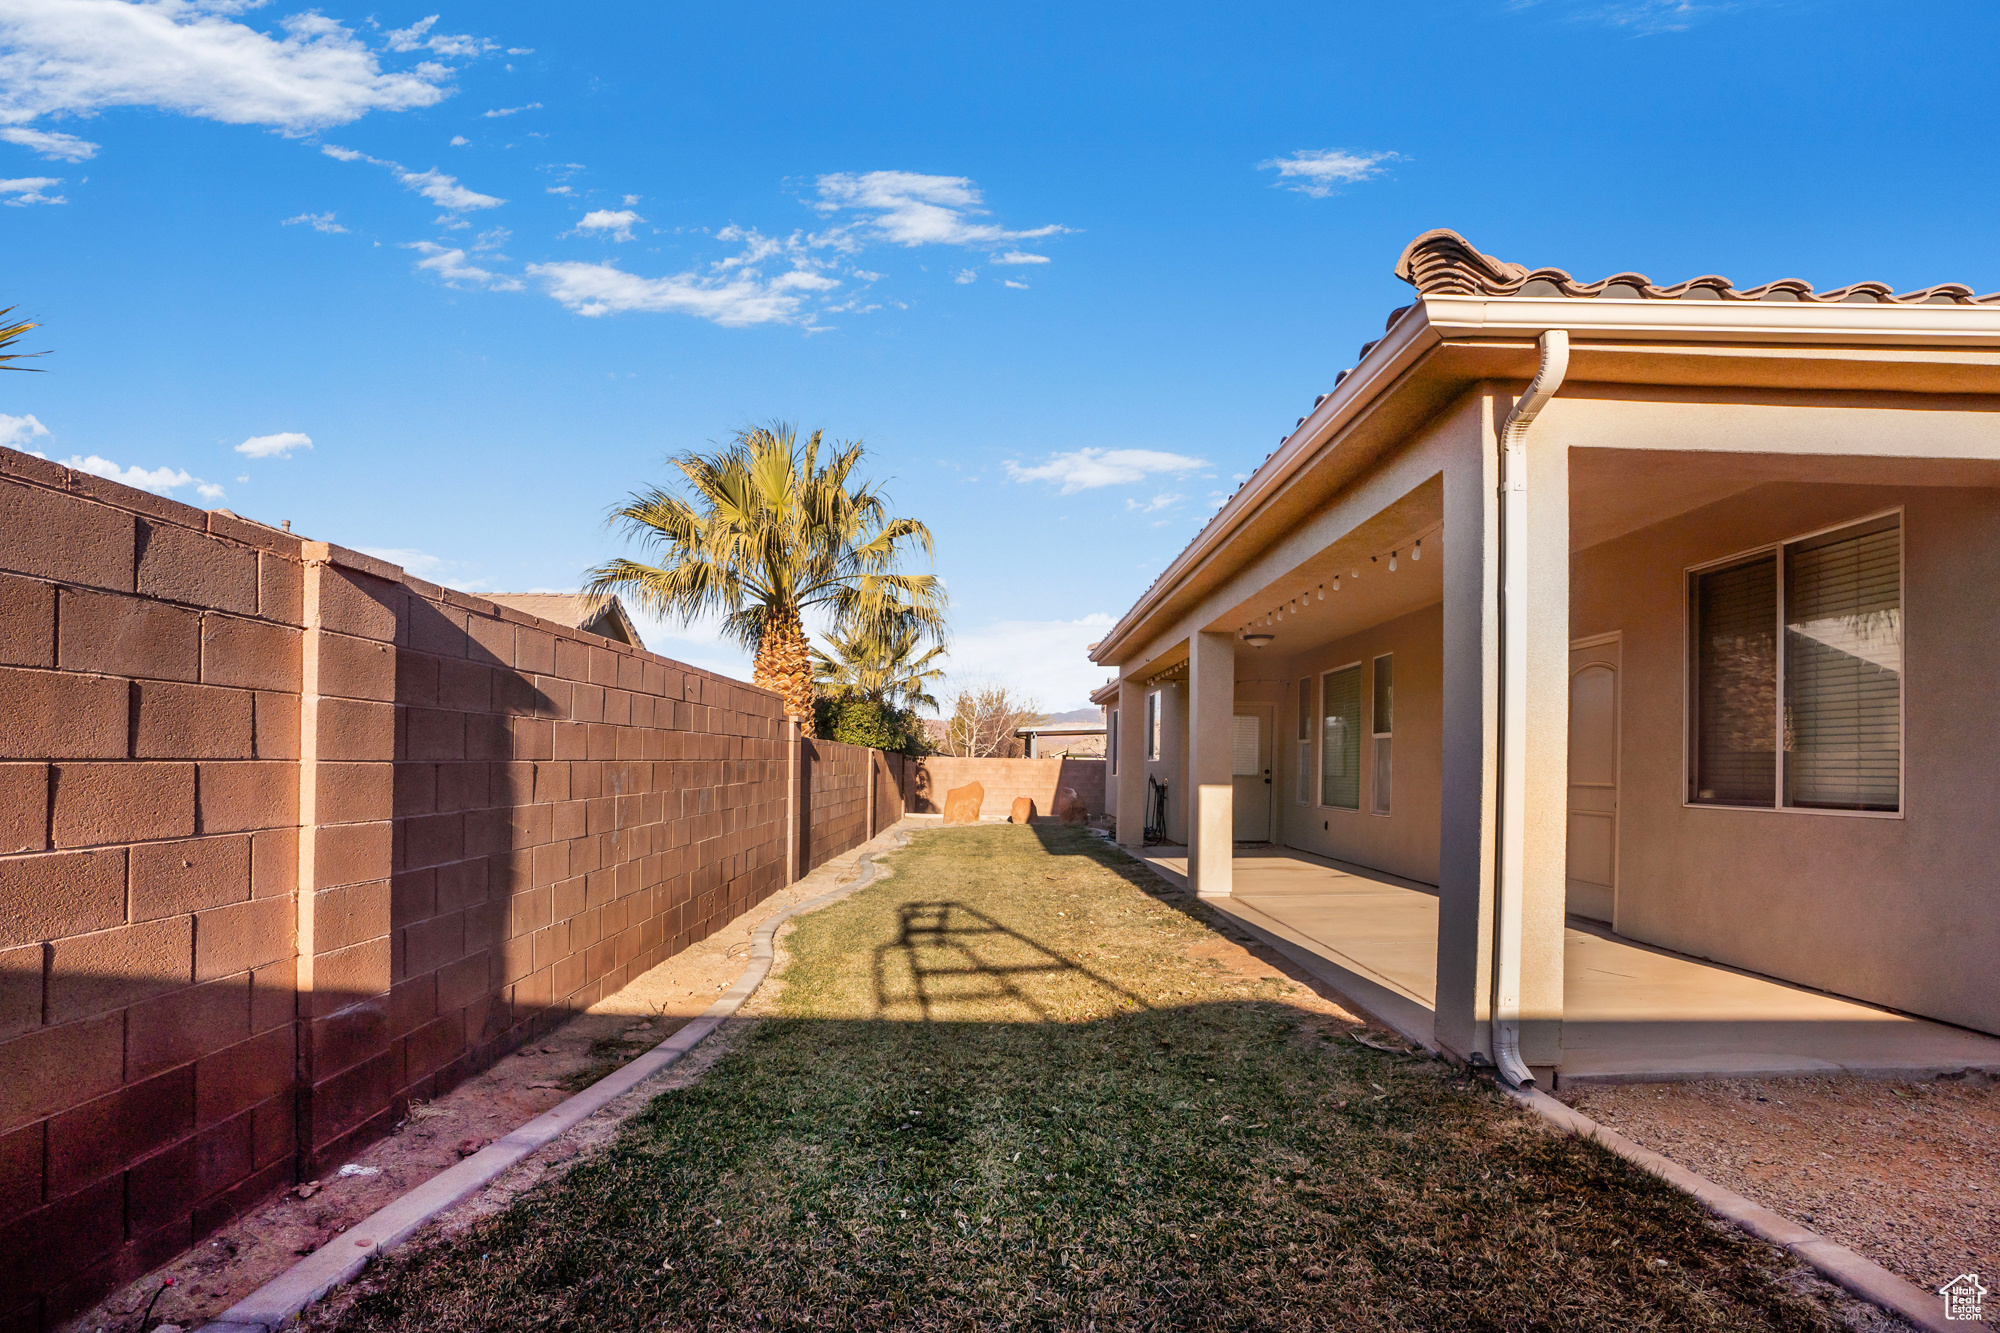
1513 407 1571 1074
1433 382 1568 1079
1116 677 1147 847
1187 630 1235 897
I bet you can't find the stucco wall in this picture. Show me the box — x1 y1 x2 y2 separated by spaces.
1266 602 1445 887
1573 480 2000 1036
906 756 1105 819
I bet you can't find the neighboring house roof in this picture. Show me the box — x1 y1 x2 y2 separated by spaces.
485 593 646 648
1395 228 1999 306
1013 721 1107 737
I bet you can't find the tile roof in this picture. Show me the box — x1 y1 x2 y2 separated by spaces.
1100 227 1996 664
1395 228 1998 305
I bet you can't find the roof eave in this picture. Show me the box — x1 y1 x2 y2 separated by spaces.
1088 294 2000 669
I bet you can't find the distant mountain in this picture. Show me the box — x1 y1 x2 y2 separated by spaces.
1041 707 1103 724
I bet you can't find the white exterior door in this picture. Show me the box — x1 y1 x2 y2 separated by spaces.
1232 709 1272 841
1567 635 1621 923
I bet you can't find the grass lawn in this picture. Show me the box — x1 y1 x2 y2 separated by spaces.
319 825 1865 1332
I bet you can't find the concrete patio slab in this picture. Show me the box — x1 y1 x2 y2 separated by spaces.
1129 843 2000 1084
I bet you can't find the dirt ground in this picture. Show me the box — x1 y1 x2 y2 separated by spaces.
1560 1074 1999 1299
63 829 907 1333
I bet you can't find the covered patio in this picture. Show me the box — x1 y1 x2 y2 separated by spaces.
1090 230 2000 1086
1132 844 2000 1084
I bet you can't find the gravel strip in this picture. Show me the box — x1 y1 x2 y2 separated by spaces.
1559 1074 1998 1298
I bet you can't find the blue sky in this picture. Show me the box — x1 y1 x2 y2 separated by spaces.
4 0 1997 710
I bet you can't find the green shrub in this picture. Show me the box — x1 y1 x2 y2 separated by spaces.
813 696 927 754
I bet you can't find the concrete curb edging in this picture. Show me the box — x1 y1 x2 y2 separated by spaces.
1100 835 1973 1332
1507 1085 1972 1332
196 827 913 1333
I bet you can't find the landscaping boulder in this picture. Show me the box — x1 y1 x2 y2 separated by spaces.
943 781 984 824
1010 796 1035 824
1055 786 1088 825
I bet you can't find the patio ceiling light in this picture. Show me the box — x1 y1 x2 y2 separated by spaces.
1242 632 1276 647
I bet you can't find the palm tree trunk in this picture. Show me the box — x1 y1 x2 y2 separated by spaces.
754 605 818 735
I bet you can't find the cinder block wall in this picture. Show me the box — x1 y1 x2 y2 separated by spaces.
907 757 1106 819
0 448 862 1330
802 739 871 872
0 454 308 1326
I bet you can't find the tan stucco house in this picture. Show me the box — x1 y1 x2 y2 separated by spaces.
1091 230 2000 1086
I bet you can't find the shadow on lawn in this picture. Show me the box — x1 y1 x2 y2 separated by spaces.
875 901 1153 1019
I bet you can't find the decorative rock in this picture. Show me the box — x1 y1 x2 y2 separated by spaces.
1010 796 1034 824
943 781 984 825
1055 786 1088 824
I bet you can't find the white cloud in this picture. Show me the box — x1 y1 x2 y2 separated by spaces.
813 171 1066 248
0 0 457 138
528 260 805 326
1258 148 1401 198
993 251 1050 265
383 16 493 59
0 412 51 449
0 175 64 205
952 268 976 284
282 210 345 233
1003 279 1028 290
0 125 96 160
471 225 509 251
196 481 226 499
941 613 1117 713
1124 492 1181 514
396 165 502 211
482 101 541 117
1004 448 1209 494
621 193 638 206
62 453 202 496
235 431 311 458
406 241 523 291
573 207 641 241
1511 0 1724 32
771 269 839 292
321 145 504 212
449 134 467 146
546 184 571 195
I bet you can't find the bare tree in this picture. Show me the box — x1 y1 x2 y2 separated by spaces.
940 686 1043 757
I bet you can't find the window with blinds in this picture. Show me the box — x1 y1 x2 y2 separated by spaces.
1688 512 1901 814
1690 554 1777 806
1320 665 1361 810
1371 655 1393 816
1295 677 1313 804
1784 515 1901 811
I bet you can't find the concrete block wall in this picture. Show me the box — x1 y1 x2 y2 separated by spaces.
0 452 305 1328
801 738 871 873
906 756 1106 819
0 448 815 1330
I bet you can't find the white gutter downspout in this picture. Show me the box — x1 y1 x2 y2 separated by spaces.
1492 328 1569 1089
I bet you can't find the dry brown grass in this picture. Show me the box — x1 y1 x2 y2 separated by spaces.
316 824 1876 1332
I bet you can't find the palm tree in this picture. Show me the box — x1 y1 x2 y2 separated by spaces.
0 309 45 372
813 620 948 712
587 424 946 734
